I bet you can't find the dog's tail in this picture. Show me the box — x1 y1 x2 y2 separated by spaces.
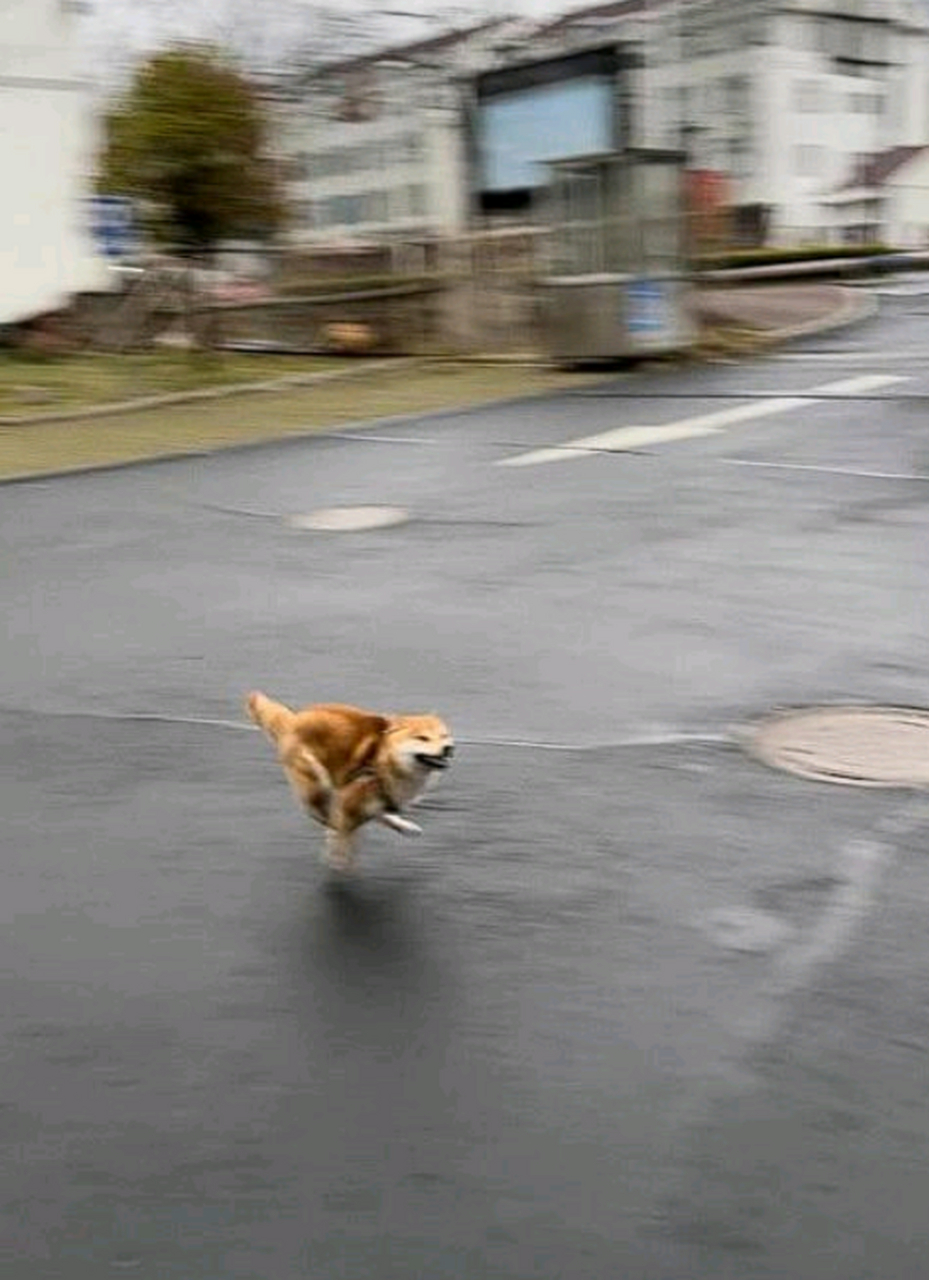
247 691 332 796
247 691 296 743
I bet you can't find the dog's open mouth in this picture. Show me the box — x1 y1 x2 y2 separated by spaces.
416 752 452 770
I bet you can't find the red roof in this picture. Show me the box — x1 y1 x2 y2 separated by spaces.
839 145 928 190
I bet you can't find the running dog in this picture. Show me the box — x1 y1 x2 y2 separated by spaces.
247 692 454 871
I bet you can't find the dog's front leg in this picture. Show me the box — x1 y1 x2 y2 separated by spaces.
378 812 423 838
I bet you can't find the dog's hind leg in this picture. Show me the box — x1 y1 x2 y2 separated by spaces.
323 826 357 874
321 786 369 873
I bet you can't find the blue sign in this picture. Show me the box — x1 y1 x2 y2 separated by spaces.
88 195 137 260
626 278 668 336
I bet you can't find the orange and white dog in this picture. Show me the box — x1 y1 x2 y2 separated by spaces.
247 692 454 872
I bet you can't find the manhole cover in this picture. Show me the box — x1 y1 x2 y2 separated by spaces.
287 506 409 532
750 705 929 788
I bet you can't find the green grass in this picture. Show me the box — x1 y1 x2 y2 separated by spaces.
0 350 343 419
0 361 610 481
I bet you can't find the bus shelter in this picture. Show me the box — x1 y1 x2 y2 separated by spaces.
539 149 696 363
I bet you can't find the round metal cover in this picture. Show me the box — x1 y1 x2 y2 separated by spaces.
287 506 409 532
749 705 929 788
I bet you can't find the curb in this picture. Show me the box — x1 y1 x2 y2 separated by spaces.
0 382 604 488
700 286 878 356
754 286 879 347
0 356 424 429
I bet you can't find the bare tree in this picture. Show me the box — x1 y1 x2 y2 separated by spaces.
83 0 397 88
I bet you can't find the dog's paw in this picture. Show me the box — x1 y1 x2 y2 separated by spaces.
379 813 423 838
322 850 357 875
322 832 357 874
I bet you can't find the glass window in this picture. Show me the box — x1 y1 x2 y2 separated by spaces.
409 183 429 218
793 79 821 113
795 145 822 177
367 191 388 223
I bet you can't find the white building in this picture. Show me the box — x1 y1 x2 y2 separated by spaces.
277 0 929 251
536 0 929 245
280 20 513 249
821 143 929 245
0 0 106 325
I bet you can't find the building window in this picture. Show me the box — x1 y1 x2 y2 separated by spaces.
793 79 821 112
409 183 428 218
849 91 882 114
394 132 422 165
795 145 822 177
366 191 388 223
814 16 833 54
323 194 365 227
724 75 748 113
729 138 751 179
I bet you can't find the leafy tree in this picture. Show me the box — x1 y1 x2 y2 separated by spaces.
98 45 285 254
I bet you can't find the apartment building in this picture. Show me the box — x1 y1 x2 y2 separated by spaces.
278 0 929 251
279 20 514 248
538 0 929 245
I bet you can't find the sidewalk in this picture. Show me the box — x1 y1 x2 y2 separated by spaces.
0 282 878 483
695 282 875 346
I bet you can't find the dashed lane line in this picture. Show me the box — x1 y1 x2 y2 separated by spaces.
496 374 908 468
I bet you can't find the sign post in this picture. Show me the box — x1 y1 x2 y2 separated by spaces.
88 196 138 261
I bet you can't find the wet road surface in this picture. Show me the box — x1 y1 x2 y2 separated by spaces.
5 288 929 1277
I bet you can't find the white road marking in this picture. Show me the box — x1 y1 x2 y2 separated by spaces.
497 398 807 467
0 706 730 752
734 837 894 1041
873 284 929 297
457 729 732 751
722 459 929 483
811 373 909 395
497 374 908 468
767 839 891 991
777 351 929 363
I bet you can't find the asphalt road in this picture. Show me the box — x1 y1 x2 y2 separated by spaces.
5 286 929 1278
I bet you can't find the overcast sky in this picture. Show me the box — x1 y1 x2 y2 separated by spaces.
79 0 586 86
80 0 576 55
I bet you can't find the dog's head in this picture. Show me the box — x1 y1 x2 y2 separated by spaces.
386 714 455 775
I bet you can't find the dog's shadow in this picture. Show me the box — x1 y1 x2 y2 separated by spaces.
291 869 441 988
320 874 415 955
284 871 457 1055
